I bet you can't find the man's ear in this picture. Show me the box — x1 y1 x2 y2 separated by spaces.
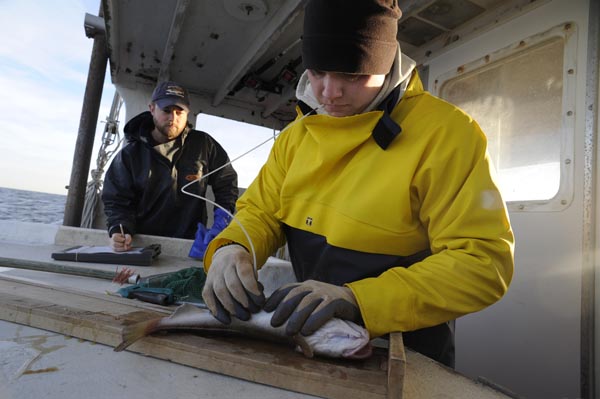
148 102 155 113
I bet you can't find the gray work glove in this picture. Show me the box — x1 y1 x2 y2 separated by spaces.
263 280 363 336
202 244 265 324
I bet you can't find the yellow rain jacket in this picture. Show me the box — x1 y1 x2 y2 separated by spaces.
205 71 514 365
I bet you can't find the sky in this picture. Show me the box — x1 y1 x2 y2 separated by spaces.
0 0 274 195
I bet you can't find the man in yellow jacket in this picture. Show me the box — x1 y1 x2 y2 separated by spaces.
201 0 514 367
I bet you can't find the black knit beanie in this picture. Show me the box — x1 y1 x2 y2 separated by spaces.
302 0 402 75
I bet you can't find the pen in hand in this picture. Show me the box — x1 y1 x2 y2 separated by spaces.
118 223 131 251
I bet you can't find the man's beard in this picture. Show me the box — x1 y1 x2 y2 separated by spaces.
153 117 182 141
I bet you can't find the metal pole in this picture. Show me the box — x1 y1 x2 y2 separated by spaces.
63 4 108 227
0 257 117 281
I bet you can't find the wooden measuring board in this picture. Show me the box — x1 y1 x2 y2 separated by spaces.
0 276 512 398
0 276 403 399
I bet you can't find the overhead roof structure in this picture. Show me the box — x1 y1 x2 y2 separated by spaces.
100 0 546 128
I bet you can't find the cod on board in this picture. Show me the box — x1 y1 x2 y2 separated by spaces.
114 303 373 359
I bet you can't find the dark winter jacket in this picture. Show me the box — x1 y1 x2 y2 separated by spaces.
102 111 238 239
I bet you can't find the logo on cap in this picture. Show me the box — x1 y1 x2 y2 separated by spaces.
164 85 186 99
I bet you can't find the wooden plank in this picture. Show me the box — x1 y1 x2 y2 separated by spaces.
0 277 390 399
387 332 406 398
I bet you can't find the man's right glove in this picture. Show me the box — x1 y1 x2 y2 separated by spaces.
201 244 265 324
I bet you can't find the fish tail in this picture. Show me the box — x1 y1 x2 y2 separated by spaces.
293 335 314 358
114 318 161 352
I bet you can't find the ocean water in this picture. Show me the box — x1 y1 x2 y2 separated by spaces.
0 187 66 225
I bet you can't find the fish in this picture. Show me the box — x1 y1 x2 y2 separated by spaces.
114 303 372 359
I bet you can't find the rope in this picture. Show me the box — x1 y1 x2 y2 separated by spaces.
81 92 124 228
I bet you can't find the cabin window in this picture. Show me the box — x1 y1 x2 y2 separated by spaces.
436 24 576 211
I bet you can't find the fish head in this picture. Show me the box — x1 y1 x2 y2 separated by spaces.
299 318 371 359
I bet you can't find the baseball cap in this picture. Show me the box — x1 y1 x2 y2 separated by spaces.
151 81 190 112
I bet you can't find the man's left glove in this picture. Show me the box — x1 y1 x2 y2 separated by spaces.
188 208 232 259
263 280 363 336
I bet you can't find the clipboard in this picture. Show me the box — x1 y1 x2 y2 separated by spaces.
51 244 161 266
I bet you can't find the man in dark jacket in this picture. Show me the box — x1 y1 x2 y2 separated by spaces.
102 81 238 251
